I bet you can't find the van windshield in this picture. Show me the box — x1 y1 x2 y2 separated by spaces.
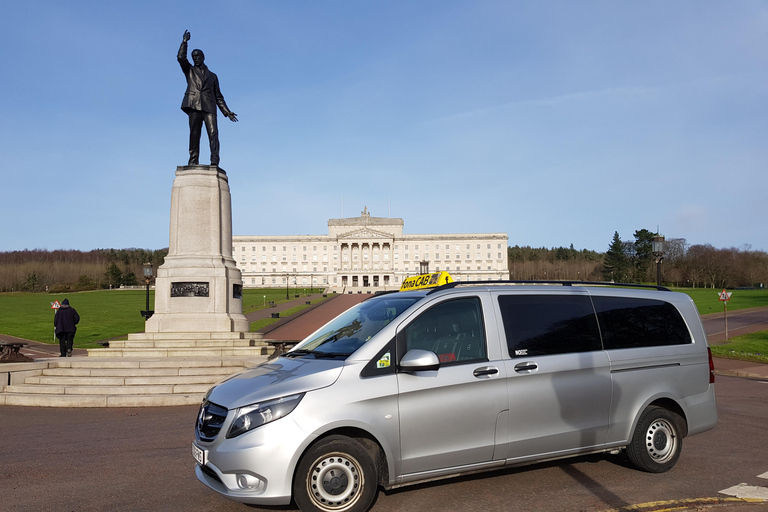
292 296 420 356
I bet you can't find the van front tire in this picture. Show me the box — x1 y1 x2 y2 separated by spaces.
627 406 683 473
293 435 377 512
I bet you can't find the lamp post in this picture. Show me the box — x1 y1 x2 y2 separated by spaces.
652 236 666 287
141 262 154 320
285 274 290 300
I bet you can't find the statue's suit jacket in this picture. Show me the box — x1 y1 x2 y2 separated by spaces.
178 41 234 117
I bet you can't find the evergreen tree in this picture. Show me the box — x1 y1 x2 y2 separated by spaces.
633 229 658 282
104 263 123 288
603 232 629 281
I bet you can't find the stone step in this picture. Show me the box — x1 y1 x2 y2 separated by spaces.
5 383 213 395
127 332 265 341
0 355 269 407
0 393 204 407
87 347 269 358
108 339 268 349
25 374 223 386
50 357 260 369
42 366 240 377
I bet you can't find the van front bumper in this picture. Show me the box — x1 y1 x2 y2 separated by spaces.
193 416 314 506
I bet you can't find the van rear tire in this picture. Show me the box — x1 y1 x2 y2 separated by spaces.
293 435 377 512
627 406 683 473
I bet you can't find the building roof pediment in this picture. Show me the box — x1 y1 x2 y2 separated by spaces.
338 227 394 240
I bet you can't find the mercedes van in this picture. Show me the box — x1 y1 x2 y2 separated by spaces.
193 280 717 512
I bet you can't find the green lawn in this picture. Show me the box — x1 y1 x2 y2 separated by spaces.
0 288 323 348
710 330 768 364
672 287 768 315
0 290 154 348
242 288 320 314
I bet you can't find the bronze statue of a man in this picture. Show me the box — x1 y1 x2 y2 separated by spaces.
178 30 237 167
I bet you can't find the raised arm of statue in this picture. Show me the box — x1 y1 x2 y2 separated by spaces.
178 31 190 70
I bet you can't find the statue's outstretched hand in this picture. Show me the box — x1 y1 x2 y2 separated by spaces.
183 30 191 42
228 112 238 122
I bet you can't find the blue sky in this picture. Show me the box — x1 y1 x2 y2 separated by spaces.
1 0 766 253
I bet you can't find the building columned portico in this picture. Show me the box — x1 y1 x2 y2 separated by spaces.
233 208 509 293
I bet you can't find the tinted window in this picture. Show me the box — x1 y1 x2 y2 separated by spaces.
592 296 692 349
498 295 601 357
403 297 487 365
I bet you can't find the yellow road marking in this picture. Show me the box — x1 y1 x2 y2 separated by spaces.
600 496 766 512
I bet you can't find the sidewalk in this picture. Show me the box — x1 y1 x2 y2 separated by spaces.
713 357 768 381
0 333 87 360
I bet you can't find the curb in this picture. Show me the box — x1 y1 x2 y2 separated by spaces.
714 369 768 381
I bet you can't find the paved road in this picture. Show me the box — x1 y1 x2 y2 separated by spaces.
701 307 768 344
1 375 766 512
264 293 369 341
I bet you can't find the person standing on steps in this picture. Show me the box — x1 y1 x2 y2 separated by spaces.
54 298 80 357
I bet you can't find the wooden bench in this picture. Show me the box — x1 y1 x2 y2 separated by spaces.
265 340 300 360
0 342 33 363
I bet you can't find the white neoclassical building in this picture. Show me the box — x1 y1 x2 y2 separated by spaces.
233 208 509 293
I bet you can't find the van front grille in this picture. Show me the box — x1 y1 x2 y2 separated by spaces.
196 400 228 442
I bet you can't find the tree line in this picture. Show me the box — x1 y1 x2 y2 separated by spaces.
509 232 768 289
0 248 168 293
1 236 765 293
603 231 768 288
507 244 605 281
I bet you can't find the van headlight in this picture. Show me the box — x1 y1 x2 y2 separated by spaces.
226 393 304 438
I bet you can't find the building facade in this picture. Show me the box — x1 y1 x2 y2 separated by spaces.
233 209 509 292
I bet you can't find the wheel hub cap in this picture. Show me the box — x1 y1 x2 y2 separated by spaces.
308 453 363 511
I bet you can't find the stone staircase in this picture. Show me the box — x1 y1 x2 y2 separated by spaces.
91 331 271 358
0 332 272 407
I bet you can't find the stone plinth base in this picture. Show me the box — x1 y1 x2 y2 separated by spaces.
144 165 248 334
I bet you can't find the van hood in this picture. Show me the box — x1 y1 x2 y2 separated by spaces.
206 356 345 410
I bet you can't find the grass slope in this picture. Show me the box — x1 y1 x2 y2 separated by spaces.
0 288 320 348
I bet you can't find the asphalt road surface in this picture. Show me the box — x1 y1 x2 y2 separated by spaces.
1 375 767 512
701 307 768 344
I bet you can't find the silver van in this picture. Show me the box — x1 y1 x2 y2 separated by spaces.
193 282 717 512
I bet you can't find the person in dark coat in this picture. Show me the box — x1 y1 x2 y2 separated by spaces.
54 298 80 357
178 30 238 167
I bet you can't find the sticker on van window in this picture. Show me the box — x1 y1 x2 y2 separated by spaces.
377 353 391 368
515 349 528 356
439 353 457 363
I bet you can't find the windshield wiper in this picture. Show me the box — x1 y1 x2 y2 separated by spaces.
283 349 314 358
311 351 353 359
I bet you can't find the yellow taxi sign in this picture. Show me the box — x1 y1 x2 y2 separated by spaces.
399 272 453 292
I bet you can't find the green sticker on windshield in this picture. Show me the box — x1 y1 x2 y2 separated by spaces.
377 352 391 368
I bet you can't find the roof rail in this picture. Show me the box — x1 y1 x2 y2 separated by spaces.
427 280 671 294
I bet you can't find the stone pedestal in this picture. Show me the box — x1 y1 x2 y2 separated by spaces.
145 165 249 333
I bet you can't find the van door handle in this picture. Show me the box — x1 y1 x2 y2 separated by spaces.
473 366 499 377
514 362 538 373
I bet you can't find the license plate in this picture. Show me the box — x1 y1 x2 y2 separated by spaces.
192 442 207 466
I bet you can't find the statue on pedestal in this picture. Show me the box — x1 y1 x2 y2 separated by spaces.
178 30 238 167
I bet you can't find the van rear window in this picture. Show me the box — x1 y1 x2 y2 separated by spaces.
591 296 692 349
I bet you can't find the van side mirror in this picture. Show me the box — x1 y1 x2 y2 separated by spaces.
399 349 440 372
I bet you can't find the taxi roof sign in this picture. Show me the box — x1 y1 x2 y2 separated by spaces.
399 272 453 292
